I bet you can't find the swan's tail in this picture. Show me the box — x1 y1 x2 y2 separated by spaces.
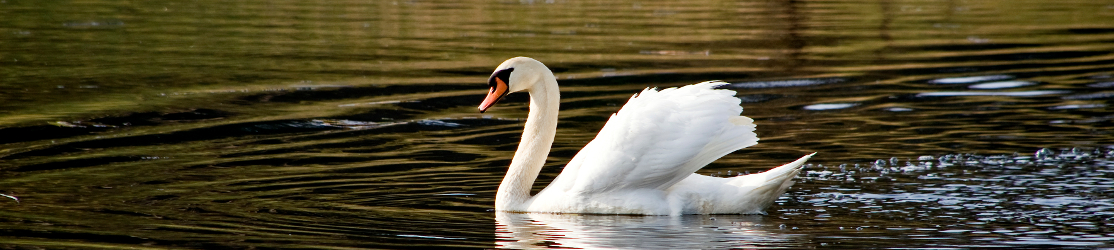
727 153 815 212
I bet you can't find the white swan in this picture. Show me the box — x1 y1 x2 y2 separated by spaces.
479 57 815 215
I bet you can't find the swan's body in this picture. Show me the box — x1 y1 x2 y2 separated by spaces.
480 57 814 215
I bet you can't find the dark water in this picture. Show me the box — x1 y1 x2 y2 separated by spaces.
2 0 1114 249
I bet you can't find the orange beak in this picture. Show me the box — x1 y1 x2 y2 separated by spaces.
479 77 509 113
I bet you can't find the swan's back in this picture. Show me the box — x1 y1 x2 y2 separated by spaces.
540 81 759 197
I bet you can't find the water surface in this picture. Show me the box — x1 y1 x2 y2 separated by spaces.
1 0 1113 249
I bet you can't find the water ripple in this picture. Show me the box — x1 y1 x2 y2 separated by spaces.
929 75 1013 84
783 148 1114 248
725 78 845 89
917 90 1070 97
968 81 1037 89
802 103 859 111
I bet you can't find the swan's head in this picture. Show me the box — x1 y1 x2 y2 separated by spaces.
479 57 551 113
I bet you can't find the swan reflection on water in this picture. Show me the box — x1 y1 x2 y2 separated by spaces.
495 212 796 249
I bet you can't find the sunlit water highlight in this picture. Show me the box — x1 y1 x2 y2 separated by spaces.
783 149 1114 248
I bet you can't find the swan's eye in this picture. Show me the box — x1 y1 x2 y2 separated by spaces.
488 68 515 89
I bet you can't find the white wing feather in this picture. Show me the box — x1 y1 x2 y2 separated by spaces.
544 81 758 195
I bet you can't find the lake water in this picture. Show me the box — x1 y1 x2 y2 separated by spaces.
2 0 1113 249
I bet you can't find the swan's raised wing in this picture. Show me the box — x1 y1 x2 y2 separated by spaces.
544 81 759 194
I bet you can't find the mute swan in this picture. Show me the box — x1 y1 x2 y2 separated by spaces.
479 57 815 215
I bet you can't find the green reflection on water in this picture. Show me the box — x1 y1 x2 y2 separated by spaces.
3 0 1111 127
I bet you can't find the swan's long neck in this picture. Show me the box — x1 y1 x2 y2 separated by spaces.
495 73 560 211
